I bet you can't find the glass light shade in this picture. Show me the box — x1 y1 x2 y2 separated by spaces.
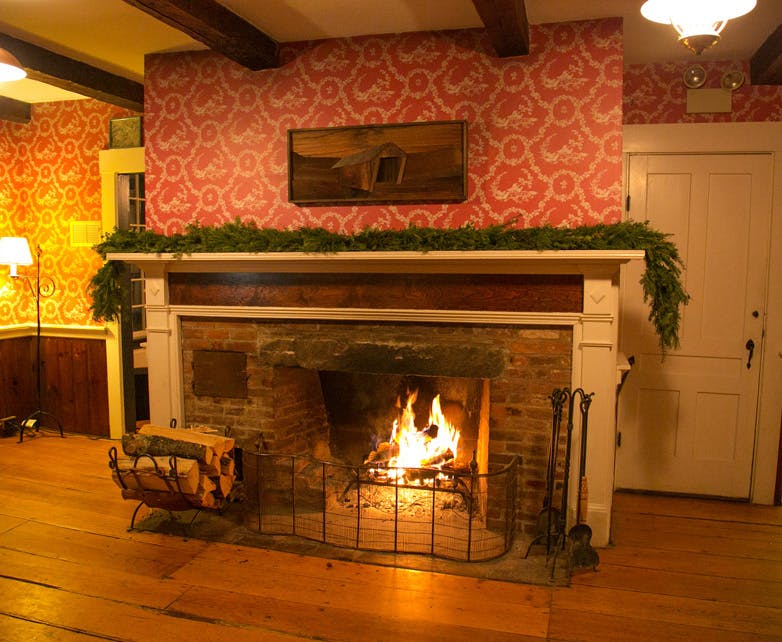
641 0 757 54
683 64 707 88
721 69 745 90
0 48 26 82
0 236 33 277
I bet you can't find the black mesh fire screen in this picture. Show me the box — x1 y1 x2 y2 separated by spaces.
243 452 517 562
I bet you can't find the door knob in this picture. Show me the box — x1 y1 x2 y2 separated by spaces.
745 339 755 369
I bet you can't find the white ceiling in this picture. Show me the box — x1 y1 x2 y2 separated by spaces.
0 0 780 103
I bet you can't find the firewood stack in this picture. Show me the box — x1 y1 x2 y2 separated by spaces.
110 424 236 510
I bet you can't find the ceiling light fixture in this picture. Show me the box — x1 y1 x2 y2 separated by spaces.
640 0 757 55
0 47 26 82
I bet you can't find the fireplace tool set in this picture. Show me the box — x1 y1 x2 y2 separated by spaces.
524 387 599 578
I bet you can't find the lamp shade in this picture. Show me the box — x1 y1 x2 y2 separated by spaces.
641 0 757 24
0 236 33 277
641 0 757 54
0 48 26 82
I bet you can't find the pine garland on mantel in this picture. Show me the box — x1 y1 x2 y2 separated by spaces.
89 220 690 351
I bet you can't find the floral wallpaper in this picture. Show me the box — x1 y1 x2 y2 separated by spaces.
624 60 782 124
144 20 624 235
4 20 780 330
0 99 135 326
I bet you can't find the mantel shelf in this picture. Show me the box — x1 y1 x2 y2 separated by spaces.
106 249 645 275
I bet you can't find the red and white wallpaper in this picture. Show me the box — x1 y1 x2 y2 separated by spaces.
144 20 625 235
624 60 782 124
3 20 781 329
0 100 135 326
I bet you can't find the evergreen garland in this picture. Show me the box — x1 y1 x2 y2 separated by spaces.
89 220 689 351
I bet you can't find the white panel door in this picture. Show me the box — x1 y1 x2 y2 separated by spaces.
616 154 772 497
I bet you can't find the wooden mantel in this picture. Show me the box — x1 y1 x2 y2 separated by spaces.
109 249 645 547
108 249 644 275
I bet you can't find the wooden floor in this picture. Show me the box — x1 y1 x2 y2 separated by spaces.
0 433 779 641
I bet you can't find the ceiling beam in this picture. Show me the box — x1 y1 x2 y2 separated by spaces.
121 0 279 70
0 34 144 111
0 95 31 124
750 24 782 85
471 0 529 57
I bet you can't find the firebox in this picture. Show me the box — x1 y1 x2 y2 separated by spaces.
239 363 517 561
181 316 573 545
320 372 485 472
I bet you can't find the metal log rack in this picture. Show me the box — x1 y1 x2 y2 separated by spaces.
108 446 213 530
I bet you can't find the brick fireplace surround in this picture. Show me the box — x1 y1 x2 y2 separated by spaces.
110 250 643 546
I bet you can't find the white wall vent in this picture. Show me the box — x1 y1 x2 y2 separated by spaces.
70 220 102 247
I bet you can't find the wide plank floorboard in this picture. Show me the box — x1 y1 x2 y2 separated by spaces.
0 434 778 641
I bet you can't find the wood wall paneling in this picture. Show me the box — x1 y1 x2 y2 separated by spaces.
0 336 109 437
0 337 36 421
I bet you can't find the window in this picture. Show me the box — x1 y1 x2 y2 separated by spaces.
116 173 146 341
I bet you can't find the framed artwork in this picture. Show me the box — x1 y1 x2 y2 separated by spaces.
288 120 467 205
109 116 144 149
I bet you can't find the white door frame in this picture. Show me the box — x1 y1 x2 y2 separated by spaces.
623 122 782 504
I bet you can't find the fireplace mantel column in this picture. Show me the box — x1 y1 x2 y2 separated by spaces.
574 267 623 547
140 262 179 427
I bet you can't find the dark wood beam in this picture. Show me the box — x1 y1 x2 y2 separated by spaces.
0 95 31 124
0 34 143 111
750 24 782 85
121 0 279 70
471 0 529 57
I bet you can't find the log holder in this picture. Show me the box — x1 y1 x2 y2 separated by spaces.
108 446 205 530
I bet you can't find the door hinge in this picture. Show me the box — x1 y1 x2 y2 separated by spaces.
617 432 622 447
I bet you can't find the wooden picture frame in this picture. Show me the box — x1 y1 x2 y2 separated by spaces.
109 116 143 149
288 121 467 205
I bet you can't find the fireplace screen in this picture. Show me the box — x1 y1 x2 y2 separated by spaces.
243 452 517 561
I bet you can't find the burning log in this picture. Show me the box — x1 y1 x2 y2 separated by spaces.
364 441 399 464
419 448 454 468
423 423 439 439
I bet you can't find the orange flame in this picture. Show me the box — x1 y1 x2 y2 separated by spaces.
385 391 460 481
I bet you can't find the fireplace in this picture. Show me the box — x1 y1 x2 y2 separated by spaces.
110 249 643 547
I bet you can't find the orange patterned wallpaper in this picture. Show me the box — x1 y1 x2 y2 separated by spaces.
144 20 624 234
0 99 135 326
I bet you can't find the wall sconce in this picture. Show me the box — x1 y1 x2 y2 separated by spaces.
683 64 707 88
0 47 26 82
641 0 757 55
721 69 745 91
0 237 63 441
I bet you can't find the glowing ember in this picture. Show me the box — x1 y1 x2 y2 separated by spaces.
366 390 460 484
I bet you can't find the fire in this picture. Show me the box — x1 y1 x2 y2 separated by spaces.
368 390 460 484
